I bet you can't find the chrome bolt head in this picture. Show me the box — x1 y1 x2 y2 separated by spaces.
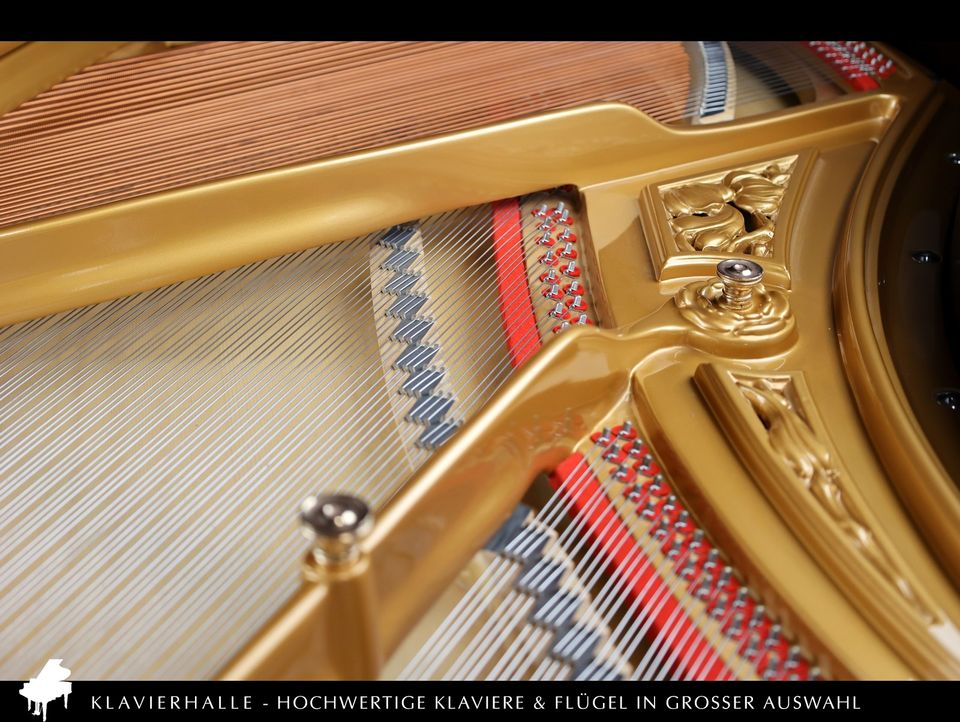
717 258 765 286
300 494 373 563
716 258 764 311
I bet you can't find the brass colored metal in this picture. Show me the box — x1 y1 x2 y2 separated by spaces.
217 46 960 680
301 495 375 564
0 42 23 59
0 42 693 230
695 365 960 678
0 94 893 328
222 294 807 679
638 152 811 288
661 158 796 257
225 551 382 680
675 262 796 356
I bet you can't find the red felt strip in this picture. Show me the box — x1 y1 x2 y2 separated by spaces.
491 198 542 367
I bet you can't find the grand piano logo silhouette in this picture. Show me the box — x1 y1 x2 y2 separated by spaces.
20 659 72 721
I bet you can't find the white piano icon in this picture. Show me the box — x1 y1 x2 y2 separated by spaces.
20 659 72 722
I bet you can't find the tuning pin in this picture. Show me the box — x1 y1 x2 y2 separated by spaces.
533 202 549 218
688 528 705 552
733 587 749 608
538 217 556 231
562 260 580 277
637 453 656 475
540 268 559 284
711 593 728 619
762 653 781 680
549 301 568 319
652 515 671 539
638 453 660 477
694 576 713 601
703 548 720 572
543 283 563 300
726 611 745 638
680 557 699 580
559 242 577 259
536 231 555 246
604 443 626 463
717 566 733 588
627 439 647 458
540 250 558 266
551 201 566 219
673 510 693 534
640 496 659 520
558 227 576 243
662 494 678 515
647 472 668 496
593 427 614 446
765 624 782 649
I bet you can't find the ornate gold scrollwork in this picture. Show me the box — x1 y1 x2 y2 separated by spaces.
676 276 794 339
660 157 796 258
732 373 932 623
696 365 960 678
673 261 796 356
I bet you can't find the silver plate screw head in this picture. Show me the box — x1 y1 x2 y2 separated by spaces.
717 258 764 311
300 494 373 563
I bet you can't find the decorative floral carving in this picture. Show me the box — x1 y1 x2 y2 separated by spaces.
660 158 796 258
732 373 934 624
675 278 793 339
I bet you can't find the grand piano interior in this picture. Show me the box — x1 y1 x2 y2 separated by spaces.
0 40 958 681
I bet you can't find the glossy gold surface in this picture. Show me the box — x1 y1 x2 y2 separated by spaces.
2 42 957 681
696 365 960 677
660 157 796 257
639 151 815 289
0 93 894 327
835 83 960 587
